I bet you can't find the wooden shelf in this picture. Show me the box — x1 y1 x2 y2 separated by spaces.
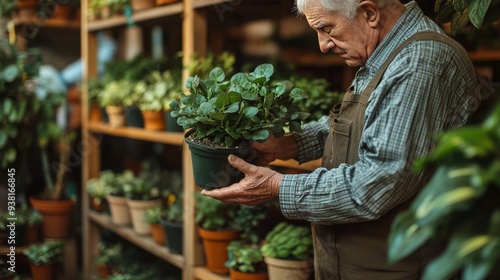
88 210 185 269
88 122 184 145
14 17 80 29
192 0 232 8
0 245 30 254
193 267 229 280
468 50 500 62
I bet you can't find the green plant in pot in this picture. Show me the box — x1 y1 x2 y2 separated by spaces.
98 79 137 128
160 193 184 254
169 63 309 189
144 205 166 245
94 242 122 278
226 241 268 279
105 169 133 226
261 222 314 280
87 174 113 212
24 241 63 280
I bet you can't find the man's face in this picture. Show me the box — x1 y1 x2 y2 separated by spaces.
304 2 373 67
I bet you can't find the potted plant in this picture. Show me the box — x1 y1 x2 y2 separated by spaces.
134 70 178 131
169 63 309 189
144 205 166 245
94 242 122 278
159 193 183 254
87 174 113 212
227 241 268 280
24 241 63 280
195 192 242 274
97 79 137 128
105 170 132 226
261 222 314 280
388 102 500 280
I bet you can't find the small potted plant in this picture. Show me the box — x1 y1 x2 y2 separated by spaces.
97 79 137 128
134 70 178 131
226 241 268 280
144 205 166 245
87 174 113 212
105 170 132 226
169 63 309 189
94 242 122 278
195 192 242 274
24 241 64 280
159 193 183 254
261 222 314 280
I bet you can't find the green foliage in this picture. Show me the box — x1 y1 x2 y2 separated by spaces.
388 103 500 280
0 259 17 279
170 64 309 148
0 43 65 170
434 0 500 35
194 192 239 231
233 205 267 244
226 241 266 273
186 51 235 78
0 0 16 19
87 172 114 205
261 222 314 260
94 242 122 266
163 193 183 224
24 241 63 266
97 79 137 107
134 70 181 112
0 206 41 229
144 205 163 224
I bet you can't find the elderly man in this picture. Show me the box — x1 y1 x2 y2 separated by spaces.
202 0 481 278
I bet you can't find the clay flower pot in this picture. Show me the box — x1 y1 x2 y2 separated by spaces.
198 227 239 274
29 197 75 240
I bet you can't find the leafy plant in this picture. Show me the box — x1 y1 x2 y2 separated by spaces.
104 169 130 197
97 79 137 107
24 241 64 266
170 63 309 148
194 192 239 231
261 222 313 260
144 205 163 224
388 103 500 280
163 193 183 224
134 70 179 112
94 242 122 266
226 241 266 273
233 204 267 244
87 171 114 206
434 0 500 35
186 51 235 78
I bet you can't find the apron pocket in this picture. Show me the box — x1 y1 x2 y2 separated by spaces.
332 118 352 165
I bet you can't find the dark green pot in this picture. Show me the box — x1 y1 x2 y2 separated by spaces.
160 218 183 254
126 106 144 128
185 131 254 190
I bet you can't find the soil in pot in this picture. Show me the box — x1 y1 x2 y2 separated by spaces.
185 131 255 190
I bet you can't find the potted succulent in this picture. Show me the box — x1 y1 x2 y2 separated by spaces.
226 241 268 280
261 222 314 280
159 193 183 254
134 70 178 131
87 173 113 212
24 241 63 280
169 63 309 189
144 205 166 245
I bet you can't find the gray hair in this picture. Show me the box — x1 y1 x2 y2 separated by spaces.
295 0 391 20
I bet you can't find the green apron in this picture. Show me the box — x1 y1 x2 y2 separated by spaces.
315 31 468 280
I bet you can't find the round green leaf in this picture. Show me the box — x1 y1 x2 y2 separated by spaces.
209 67 225 82
2 65 20 82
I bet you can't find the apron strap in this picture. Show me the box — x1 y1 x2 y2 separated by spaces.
361 31 469 97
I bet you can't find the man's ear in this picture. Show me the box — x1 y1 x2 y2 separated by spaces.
358 0 380 28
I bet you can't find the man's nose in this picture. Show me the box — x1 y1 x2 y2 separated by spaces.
318 33 335 53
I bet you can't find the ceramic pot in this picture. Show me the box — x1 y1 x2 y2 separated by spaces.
131 0 156 11
106 195 131 226
105 106 126 128
29 197 75 240
29 263 57 280
141 110 166 131
198 227 239 274
149 223 166 245
126 199 161 235
264 257 313 280
230 269 268 280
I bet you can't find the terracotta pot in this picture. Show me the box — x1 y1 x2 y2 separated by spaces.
16 0 38 21
230 269 268 280
106 195 131 226
90 196 106 212
264 257 313 280
150 223 166 245
141 110 166 130
96 264 112 278
105 106 126 128
29 263 57 280
198 227 240 274
89 104 103 123
126 199 161 235
131 0 156 11
29 197 75 240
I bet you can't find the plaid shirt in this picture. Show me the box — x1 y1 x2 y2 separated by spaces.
279 1 482 224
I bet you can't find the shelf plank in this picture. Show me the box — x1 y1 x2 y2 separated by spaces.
88 122 184 145
193 267 230 280
270 159 321 172
192 0 232 8
13 17 80 29
468 50 500 62
88 211 185 268
87 3 183 31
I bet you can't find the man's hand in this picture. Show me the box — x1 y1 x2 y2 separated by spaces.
252 134 298 166
201 154 282 206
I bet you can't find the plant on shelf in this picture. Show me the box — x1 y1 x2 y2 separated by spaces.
97 79 137 128
388 102 500 280
144 205 166 245
134 70 178 130
105 169 133 226
24 241 64 280
160 193 184 254
261 222 314 280
87 173 113 212
169 63 309 189
226 241 267 279
94 242 122 278
186 51 235 78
